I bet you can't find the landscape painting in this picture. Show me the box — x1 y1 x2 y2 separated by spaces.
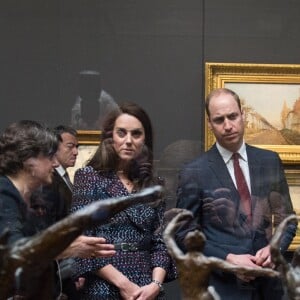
225 82 300 146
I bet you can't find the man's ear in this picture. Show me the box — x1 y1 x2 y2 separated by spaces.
241 110 246 122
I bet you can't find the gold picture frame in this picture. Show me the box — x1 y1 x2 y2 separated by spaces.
205 62 300 164
77 130 101 145
285 168 300 250
69 130 100 180
68 144 99 182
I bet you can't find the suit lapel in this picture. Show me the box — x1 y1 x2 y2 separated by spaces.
53 169 72 211
54 169 66 189
207 145 237 192
207 144 263 197
246 145 261 197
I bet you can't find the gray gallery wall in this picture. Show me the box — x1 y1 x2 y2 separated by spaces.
1 0 300 158
1 1 300 298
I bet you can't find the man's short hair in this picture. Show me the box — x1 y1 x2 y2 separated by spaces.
205 88 242 117
53 125 77 142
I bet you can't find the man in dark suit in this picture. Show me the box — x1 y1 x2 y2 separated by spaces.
43 125 78 224
176 88 296 299
42 125 115 299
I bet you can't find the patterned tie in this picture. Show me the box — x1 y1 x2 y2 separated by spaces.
232 153 251 220
63 171 73 191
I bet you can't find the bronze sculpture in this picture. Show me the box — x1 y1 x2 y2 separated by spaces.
0 185 163 300
163 209 279 300
270 214 300 300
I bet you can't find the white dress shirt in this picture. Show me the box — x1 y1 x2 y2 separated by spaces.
216 142 252 193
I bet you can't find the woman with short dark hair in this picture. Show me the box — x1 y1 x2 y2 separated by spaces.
0 120 59 298
0 120 58 178
0 120 58 244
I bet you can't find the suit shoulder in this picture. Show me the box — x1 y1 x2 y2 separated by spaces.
246 144 280 159
181 152 209 171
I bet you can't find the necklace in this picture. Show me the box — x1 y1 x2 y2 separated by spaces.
117 170 133 188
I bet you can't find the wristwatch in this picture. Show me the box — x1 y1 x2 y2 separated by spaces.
152 279 164 292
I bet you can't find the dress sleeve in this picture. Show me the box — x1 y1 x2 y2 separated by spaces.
70 167 115 276
150 200 177 282
71 167 101 212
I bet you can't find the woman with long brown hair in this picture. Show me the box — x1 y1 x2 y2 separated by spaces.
71 102 176 299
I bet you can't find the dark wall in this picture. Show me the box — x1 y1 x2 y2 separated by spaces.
0 0 204 157
204 0 300 64
2 0 299 157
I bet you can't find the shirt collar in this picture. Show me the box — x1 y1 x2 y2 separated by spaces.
216 142 248 164
55 165 67 177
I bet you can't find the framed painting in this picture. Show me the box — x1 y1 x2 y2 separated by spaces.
77 130 101 145
68 144 98 181
285 168 300 250
68 130 100 180
205 62 300 164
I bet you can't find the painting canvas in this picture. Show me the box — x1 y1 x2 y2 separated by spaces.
225 83 300 146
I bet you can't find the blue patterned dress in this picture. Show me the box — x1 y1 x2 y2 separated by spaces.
70 166 176 299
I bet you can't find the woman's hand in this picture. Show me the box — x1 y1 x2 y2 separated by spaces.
97 264 141 299
131 282 160 300
118 280 140 300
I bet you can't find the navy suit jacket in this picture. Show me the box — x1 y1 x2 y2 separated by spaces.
42 169 72 224
176 144 296 260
